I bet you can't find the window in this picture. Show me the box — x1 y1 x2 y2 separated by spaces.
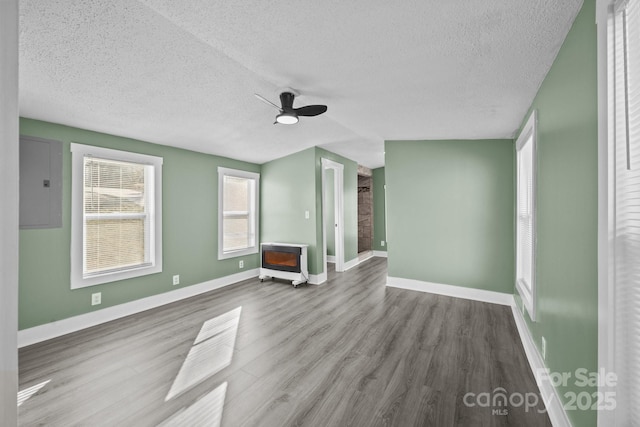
218 167 259 259
70 144 163 289
608 0 640 423
515 111 537 321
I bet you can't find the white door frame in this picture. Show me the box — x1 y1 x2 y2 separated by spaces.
321 158 345 274
1 0 19 424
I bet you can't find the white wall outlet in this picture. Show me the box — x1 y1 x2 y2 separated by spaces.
304 210 310 219
541 336 547 360
381 240 385 247
239 260 244 269
173 275 180 285
91 292 101 306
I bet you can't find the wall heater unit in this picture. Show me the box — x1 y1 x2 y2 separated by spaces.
259 243 309 287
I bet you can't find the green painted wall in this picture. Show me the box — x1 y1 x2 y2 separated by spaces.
385 139 514 294
514 1 598 426
314 147 358 269
260 147 319 273
372 167 386 252
260 146 358 276
325 169 335 256
19 118 261 330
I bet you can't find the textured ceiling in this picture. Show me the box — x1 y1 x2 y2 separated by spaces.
19 0 583 168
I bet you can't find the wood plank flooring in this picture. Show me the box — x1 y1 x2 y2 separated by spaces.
18 258 551 426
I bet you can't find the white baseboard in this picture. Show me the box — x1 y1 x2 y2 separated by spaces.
18 268 260 348
309 271 327 285
511 304 572 427
324 254 375 275
358 251 374 262
373 250 388 258
344 257 361 271
386 276 513 306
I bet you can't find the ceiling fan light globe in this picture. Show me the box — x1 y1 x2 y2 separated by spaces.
276 113 299 124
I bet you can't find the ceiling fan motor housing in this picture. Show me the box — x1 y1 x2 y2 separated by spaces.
280 92 296 112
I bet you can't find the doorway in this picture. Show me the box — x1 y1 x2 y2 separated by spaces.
322 158 344 278
357 170 373 260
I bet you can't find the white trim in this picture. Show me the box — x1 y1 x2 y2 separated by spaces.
217 167 260 260
344 257 361 271
511 304 573 427
70 143 165 166
386 276 513 306
373 250 388 258
327 254 375 273
321 158 345 274
0 1 19 423
334 164 344 273
69 143 164 289
515 110 538 321
326 255 336 263
309 271 327 285
357 251 374 263
516 110 538 150
596 1 616 426
384 184 388 252
18 269 259 348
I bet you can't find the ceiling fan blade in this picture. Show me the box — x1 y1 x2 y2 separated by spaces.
294 105 327 117
254 93 281 111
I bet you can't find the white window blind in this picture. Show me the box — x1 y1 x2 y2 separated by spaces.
611 0 640 423
70 144 163 288
517 137 534 286
222 175 254 252
516 111 537 321
83 157 152 276
218 167 259 259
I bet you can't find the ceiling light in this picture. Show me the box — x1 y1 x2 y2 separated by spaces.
276 112 299 125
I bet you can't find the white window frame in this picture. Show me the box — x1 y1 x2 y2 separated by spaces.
70 143 163 289
515 110 538 321
598 0 640 425
218 167 260 260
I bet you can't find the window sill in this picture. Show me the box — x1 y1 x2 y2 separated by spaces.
71 263 162 289
218 246 258 260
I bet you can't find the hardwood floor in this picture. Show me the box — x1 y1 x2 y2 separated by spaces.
18 258 550 426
